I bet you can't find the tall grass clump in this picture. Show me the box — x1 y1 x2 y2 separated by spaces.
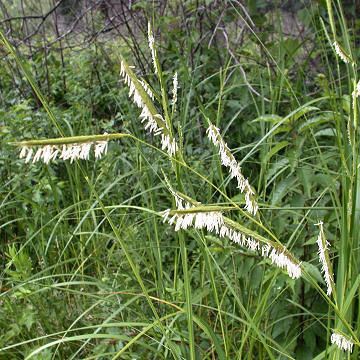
1 1 360 359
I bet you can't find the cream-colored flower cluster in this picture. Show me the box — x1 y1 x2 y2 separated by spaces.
19 140 108 164
207 125 258 215
140 79 155 100
162 193 301 279
171 72 178 106
331 332 354 352
315 221 334 296
148 22 157 74
333 41 351 64
120 61 177 156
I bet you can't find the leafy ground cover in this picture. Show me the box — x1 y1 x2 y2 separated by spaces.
1 1 360 359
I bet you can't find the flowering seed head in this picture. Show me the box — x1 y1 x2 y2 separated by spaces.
140 79 154 100
19 146 28 158
171 72 178 107
120 59 178 156
331 332 354 352
333 41 352 64
32 147 42 163
163 177 190 210
94 141 108 159
161 134 178 156
206 124 258 215
79 142 92 160
352 80 360 115
19 140 108 164
162 188 301 279
147 22 157 74
315 221 335 296
354 80 360 98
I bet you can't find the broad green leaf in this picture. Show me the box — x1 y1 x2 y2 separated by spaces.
252 114 282 123
266 158 289 182
270 176 297 206
314 128 337 137
298 113 335 133
298 166 313 198
289 106 319 122
262 141 289 165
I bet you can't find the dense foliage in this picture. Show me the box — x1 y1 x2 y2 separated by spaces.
1 1 360 359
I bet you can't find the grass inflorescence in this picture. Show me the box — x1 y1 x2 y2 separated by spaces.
1 2 360 359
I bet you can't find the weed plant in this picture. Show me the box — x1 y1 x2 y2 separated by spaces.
1 1 360 359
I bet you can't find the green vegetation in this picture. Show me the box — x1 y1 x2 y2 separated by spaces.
1 1 360 358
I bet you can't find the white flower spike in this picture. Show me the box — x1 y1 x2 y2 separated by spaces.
315 221 334 296
94 141 108 159
120 59 178 156
333 41 351 64
19 140 108 164
207 124 258 215
171 72 178 107
147 22 157 74
331 332 354 352
140 79 155 100
162 189 301 279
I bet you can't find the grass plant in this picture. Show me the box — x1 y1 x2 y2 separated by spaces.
1 1 360 359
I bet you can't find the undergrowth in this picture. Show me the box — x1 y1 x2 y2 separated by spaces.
1 1 360 359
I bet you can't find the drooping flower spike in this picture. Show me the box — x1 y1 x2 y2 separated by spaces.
207 124 258 216
171 72 178 107
162 189 301 279
140 79 155 100
315 221 335 296
19 141 106 164
16 133 127 164
148 22 157 75
352 79 360 124
331 332 354 352
120 59 178 156
333 41 352 64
